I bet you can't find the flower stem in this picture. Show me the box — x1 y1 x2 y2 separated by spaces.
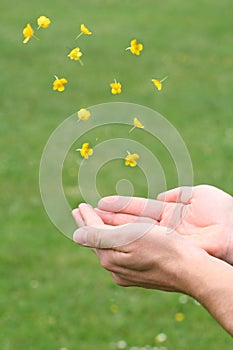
79 59 84 66
160 76 168 83
128 126 136 134
75 32 83 40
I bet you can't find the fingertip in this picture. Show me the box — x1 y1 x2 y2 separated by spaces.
98 196 119 207
72 208 79 217
157 192 165 201
79 203 93 209
73 227 88 246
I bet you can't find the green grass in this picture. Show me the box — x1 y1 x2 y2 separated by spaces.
1 0 233 348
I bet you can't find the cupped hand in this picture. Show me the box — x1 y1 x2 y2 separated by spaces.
96 185 233 264
72 203 206 293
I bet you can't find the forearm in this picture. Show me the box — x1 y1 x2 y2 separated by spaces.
183 250 233 336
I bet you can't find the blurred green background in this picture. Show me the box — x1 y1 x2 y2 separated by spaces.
1 0 233 349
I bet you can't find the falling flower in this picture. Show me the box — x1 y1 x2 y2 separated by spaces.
152 76 168 91
125 151 139 167
129 117 144 133
52 76 68 92
126 39 143 56
22 23 35 44
110 80 122 95
76 142 93 159
175 312 185 322
37 15 51 29
68 47 83 65
75 23 92 39
77 108 91 121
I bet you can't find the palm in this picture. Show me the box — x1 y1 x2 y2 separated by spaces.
97 185 233 264
158 186 233 261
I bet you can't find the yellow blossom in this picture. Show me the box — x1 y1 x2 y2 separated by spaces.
76 143 93 159
77 108 91 121
125 151 139 167
129 117 144 133
81 24 92 35
75 23 92 39
152 76 168 91
68 47 83 65
110 80 122 95
175 312 185 322
23 23 34 44
37 15 51 29
52 76 68 92
126 39 143 56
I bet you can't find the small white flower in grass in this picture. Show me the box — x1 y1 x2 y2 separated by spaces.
117 340 127 349
30 280 39 288
155 333 167 343
179 294 188 304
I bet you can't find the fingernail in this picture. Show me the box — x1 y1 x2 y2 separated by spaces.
72 208 79 218
73 228 88 245
157 193 164 200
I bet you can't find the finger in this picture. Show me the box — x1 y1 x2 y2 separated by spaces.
78 203 104 226
72 208 85 227
157 186 193 204
73 223 171 249
98 196 164 221
95 208 158 226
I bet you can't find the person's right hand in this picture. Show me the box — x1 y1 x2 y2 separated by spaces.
95 185 233 265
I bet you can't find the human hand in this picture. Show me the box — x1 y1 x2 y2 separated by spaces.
95 185 233 264
72 203 206 293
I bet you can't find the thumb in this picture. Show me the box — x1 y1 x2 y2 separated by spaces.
73 223 164 249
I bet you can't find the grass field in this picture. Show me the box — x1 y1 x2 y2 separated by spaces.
1 0 233 349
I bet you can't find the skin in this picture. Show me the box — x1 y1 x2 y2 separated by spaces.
95 185 233 265
72 185 233 336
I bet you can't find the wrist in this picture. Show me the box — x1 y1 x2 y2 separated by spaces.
180 248 233 335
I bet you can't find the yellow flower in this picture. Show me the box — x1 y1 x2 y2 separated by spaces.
81 24 92 35
75 23 92 39
52 76 68 92
125 151 139 167
23 23 34 44
37 15 51 29
152 76 168 91
175 312 185 322
129 117 144 133
126 39 143 56
110 80 122 95
68 47 83 65
76 143 93 159
77 108 91 121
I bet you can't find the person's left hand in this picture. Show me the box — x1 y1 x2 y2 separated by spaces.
72 203 207 293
